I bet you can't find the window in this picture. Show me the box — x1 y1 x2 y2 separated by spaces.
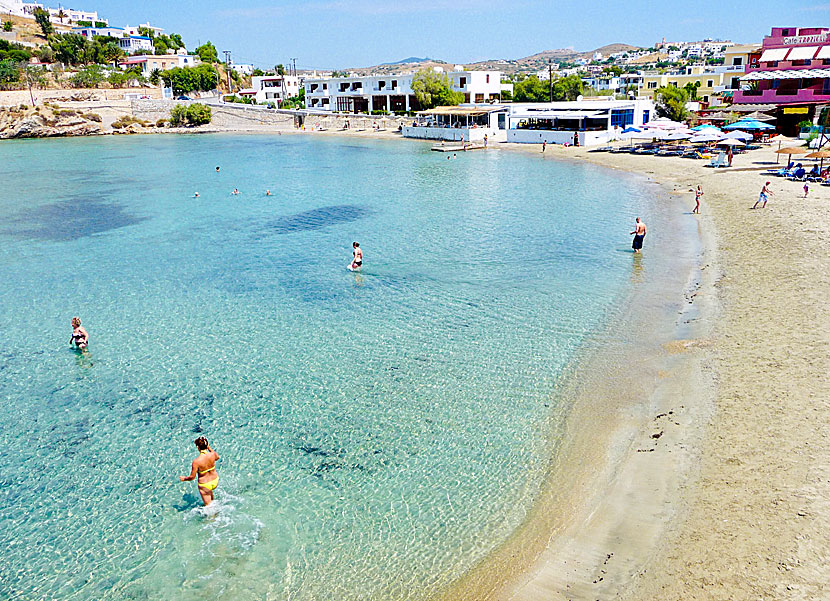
732 57 743 66
703 95 709 102
669 81 678 87
767 61 779 68
391 80 397 89
643 110 650 124
647 81 657 89
459 77 466 87
486 74 490 83
823 79 830 94
610 109 634 127
707 80 713 87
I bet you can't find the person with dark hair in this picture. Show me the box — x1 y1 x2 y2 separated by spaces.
349 241 363 271
180 437 220 506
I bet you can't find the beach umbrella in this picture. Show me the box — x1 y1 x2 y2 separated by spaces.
691 124 721 132
724 119 774 131
689 133 722 144
769 134 790 162
805 150 830 170
743 111 776 122
717 138 745 147
647 117 687 129
664 131 692 141
723 130 753 140
776 146 809 167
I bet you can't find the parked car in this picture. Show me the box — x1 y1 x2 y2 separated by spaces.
176 95 192 101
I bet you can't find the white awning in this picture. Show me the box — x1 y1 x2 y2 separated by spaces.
759 47 789 62
742 68 830 80
816 46 830 59
510 110 606 119
786 46 819 61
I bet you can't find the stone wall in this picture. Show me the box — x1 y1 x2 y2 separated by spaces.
131 99 296 129
298 112 408 132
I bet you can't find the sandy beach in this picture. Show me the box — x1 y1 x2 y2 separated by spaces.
482 141 829 600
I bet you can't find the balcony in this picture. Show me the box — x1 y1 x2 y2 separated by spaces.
734 87 830 103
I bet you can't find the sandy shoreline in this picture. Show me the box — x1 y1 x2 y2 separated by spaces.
485 141 828 600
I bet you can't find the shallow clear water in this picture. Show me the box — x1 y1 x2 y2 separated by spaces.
1 134 655 601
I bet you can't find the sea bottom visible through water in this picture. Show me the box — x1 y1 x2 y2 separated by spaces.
0 134 695 601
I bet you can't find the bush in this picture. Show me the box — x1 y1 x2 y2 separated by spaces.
155 118 167 127
2 21 12 32
169 102 212 127
111 115 146 129
83 112 102 122
69 65 104 88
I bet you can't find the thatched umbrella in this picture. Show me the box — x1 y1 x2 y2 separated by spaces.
743 111 776 122
806 150 830 171
776 146 809 167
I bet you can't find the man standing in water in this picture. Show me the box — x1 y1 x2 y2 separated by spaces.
350 241 363 271
180 437 220 506
630 217 647 253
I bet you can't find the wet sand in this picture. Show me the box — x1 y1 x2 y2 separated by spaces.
484 142 829 600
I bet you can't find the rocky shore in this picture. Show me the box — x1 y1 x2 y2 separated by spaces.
0 104 105 139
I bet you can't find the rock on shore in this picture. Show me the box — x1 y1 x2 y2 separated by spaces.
0 105 104 139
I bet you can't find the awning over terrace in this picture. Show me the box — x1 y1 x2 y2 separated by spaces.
419 106 503 116
786 46 820 61
741 68 830 80
759 47 789 62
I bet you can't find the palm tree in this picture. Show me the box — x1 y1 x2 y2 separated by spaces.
57 9 67 24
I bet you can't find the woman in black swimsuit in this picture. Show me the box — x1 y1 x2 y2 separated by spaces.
70 317 89 349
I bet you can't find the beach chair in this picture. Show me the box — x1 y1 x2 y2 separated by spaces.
706 152 727 168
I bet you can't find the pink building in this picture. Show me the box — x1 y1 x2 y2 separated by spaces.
734 27 830 134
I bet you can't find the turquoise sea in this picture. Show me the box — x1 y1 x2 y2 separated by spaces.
0 134 678 601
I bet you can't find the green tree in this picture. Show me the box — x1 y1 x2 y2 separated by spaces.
56 9 67 23
195 41 218 63
69 64 104 88
0 58 20 88
48 33 87 65
154 38 168 55
275 63 285 75
149 68 161 86
2 20 12 32
683 81 701 101
252 68 264 77
33 8 53 35
500 87 512 101
161 64 218 95
552 74 584 101
410 69 463 109
169 102 211 126
513 75 549 102
100 41 124 67
654 86 689 122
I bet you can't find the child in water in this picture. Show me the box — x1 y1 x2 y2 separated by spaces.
70 317 88 350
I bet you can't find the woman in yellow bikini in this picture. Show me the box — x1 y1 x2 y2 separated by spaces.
180 437 220 505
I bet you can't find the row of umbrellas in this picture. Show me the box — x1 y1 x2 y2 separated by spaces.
618 116 776 147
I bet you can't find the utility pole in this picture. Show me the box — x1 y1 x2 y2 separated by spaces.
291 58 297 77
223 50 232 94
548 59 553 102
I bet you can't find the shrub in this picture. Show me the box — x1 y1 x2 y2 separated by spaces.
169 104 187 126
186 103 211 125
111 115 145 129
69 65 104 88
2 21 12 32
155 118 167 127
83 112 102 122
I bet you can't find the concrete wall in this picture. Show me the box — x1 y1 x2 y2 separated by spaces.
402 125 499 142
299 112 409 132
507 129 610 146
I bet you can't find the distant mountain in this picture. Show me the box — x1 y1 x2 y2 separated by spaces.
380 57 438 66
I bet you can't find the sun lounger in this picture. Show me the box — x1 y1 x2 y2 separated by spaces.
706 152 727 168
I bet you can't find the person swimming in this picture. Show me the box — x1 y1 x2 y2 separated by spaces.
215 166 220 173
232 188 239 196
350 241 363 271
69 317 88 350
180 436 220 506
266 190 272 196
194 192 200 198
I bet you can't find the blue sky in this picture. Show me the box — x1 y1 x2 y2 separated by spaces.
96 1 830 69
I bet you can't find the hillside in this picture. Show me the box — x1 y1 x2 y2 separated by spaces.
340 43 643 76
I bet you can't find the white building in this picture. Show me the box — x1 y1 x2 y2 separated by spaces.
402 105 508 142
304 69 503 113
506 99 655 147
581 75 622 93
71 25 153 53
119 52 200 77
119 35 153 53
239 75 300 106
229 62 255 76
123 23 164 37
4 2 104 24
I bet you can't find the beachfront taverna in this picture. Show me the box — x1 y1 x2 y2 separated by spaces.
506 99 655 146
304 68 505 113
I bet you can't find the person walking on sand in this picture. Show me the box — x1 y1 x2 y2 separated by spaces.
180 437 220 506
630 217 647 253
727 146 734 167
804 182 809 198
693 185 703 214
753 181 774 209
69 317 89 350
542 141 546 153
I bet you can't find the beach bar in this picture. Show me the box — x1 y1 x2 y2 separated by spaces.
506 99 655 146
402 105 506 142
